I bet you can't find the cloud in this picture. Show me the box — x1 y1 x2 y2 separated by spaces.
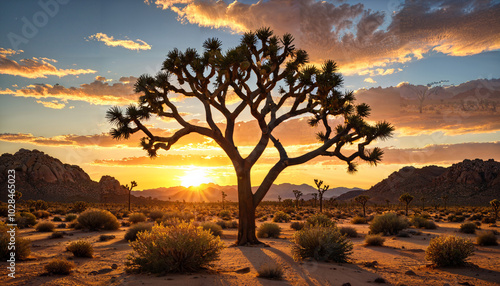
364 77 376 83
0 49 96 78
87 33 152 51
36 100 66 109
147 0 500 74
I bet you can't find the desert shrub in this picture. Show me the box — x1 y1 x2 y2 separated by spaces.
272 211 291 223
0 204 8 217
351 216 367 224
216 220 238 229
305 213 335 228
257 263 284 280
425 235 474 266
369 212 409 235
148 210 164 221
476 231 498 246
469 213 483 221
65 213 78 222
364 234 385 246
44 258 75 275
53 208 67 215
77 209 120 231
66 240 93 258
125 223 153 242
481 217 496 224
290 221 305 231
72 201 88 213
339 226 358 238
292 227 353 262
127 222 224 273
50 231 64 239
52 216 62 222
36 221 55 232
257 223 281 238
99 234 116 241
15 212 37 228
0 223 31 260
218 210 232 220
448 214 465 222
162 211 195 222
459 222 478 234
128 213 147 224
33 210 50 219
201 222 223 237
411 216 437 229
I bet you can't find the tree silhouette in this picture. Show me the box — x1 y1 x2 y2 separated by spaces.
221 191 228 210
293 189 302 209
123 181 137 212
277 195 282 204
399 193 414 216
314 179 330 213
409 80 448 113
491 199 500 221
106 27 394 245
354 195 370 217
312 193 318 208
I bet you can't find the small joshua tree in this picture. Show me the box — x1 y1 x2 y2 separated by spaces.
277 195 282 204
354 195 370 217
314 179 329 213
124 181 138 212
312 193 318 208
293 190 302 209
491 199 500 221
221 191 227 210
399 193 414 216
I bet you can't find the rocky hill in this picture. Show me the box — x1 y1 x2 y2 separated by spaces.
0 149 128 203
359 159 500 205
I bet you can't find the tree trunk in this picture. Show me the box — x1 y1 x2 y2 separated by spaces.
236 171 260 246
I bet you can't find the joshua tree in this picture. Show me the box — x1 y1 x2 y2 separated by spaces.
314 179 330 213
277 195 282 204
106 28 394 245
354 195 370 217
399 193 414 216
124 181 138 212
312 193 318 208
491 199 500 221
222 191 228 210
410 80 448 113
293 189 303 209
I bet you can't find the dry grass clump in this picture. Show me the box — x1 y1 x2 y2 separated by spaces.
125 223 153 242
128 212 147 224
218 210 232 220
44 258 75 275
364 234 385 246
127 222 224 273
339 226 358 238
411 216 437 229
351 216 367 224
148 210 165 221
35 221 55 232
476 231 498 246
292 227 353 262
77 209 120 231
305 213 335 228
0 222 31 260
290 221 305 231
425 235 474 267
369 212 409 235
459 222 478 234
50 231 64 239
272 211 291 223
216 220 238 229
65 213 78 222
257 223 281 238
66 240 94 258
16 212 37 228
257 263 284 280
201 222 223 237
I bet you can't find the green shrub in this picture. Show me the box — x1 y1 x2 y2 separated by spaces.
290 221 305 231
459 222 477 234
65 213 78 222
257 223 281 238
292 226 352 262
351 216 367 224
127 222 224 273
364 234 385 246
425 235 474 266
0 223 31 260
125 223 153 242
305 213 335 228
77 209 120 231
411 216 437 229
148 210 164 221
36 221 55 232
339 226 358 238
257 263 284 280
476 231 498 246
272 211 291 223
369 212 409 235
66 240 93 258
44 258 75 275
128 212 147 224
201 222 223 237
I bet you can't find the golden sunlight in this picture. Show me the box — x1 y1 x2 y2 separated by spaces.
180 167 212 187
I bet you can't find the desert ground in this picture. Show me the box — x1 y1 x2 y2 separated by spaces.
1 204 500 286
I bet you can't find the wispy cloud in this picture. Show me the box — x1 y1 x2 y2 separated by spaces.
147 0 500 74
87 33 151 51
36 100 66 109
364 77 376 83
0 49 96 78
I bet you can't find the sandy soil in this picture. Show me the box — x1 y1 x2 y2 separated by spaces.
1 219 499 286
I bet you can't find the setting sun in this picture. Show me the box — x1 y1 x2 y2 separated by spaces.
180 168 213 187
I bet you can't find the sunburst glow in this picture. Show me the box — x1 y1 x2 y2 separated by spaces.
180 168 212 187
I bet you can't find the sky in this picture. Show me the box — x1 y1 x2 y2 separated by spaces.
0 0 499 191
